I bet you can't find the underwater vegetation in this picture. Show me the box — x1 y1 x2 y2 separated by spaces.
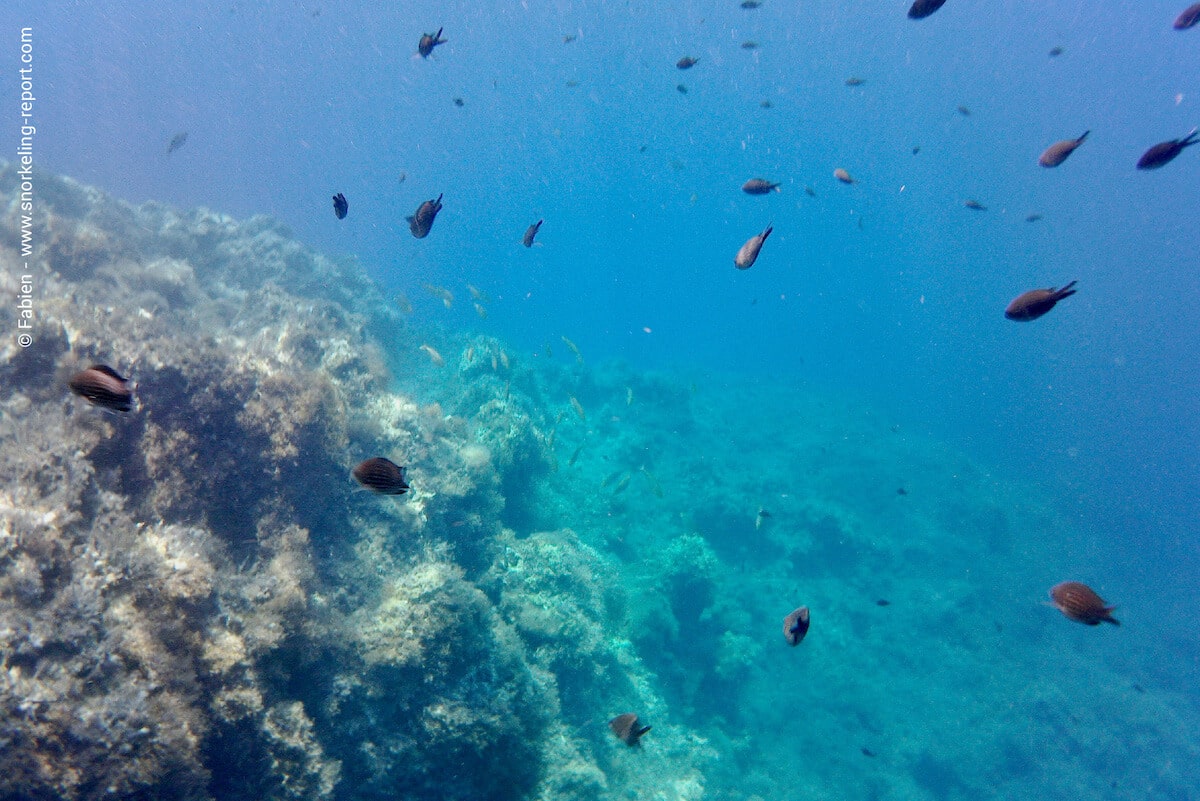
1 165 1198 801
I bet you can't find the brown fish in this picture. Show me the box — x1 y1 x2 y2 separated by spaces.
1174 2 1200 28
676 56 699 69
609 713 651 746
408 193 443 238
741 178 780 195
1039 130 1089 168
353 457 409 495
908 0 947 18
1050 581 1119 626
1005 280 1077 321
783 606 810 646
963 199 987 211
1137 128 1198 169
418 27 446 58
734 224 773 269
833 167 855 184
69 364 134 412
523 219 543 247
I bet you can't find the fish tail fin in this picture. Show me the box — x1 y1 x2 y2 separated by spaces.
1183 128 1199 147
1103 606 1120 625
773 184 781 193
1077 130 1090 143
1056 280 1078 300
636 725 652 737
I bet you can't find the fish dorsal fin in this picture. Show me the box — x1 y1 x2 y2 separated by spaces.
89 364 127 382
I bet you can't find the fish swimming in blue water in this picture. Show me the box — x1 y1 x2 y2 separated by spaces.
908 0 948 20
523 219 543 247
735 224 773 269
1005 281 1077 321
742 178 780 195
1174 2 1200 28
783 606 810 646
418 28 446 58
1039 131 1089 168
408 194 443 238
1136 128 1198 169
676 56 699 69
1049 581 1119 626
69 364 134 413
332 192 348 219
609 713 651 745
167 131 188 154
353 457 410 495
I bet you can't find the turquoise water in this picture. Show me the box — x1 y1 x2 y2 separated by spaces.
1 1 1198 799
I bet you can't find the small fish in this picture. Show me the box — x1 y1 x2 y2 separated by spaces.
568 444 584 466
957 105 971 116
876 599 891 607
861 747 876 758
755 508 771 530
167 131 189 154
561 335 584 363
453 97 464 107
1174 2 1200 29
804 185 816 197
408 193 443 238
640 467 664 498
845 77 865 86
418 27 446 58
676 56 699 69
332 192 348 219
1136 128 1199 169
353 457 409 495
563 34 578 43
1049 581 1119 626
600 469 624 489
419 344 445 366
741 40 759 50
741 0 762 7
912 145 921 155
1039 130 1089 168
609 714 651 746
907 0 947 19
499 350 509 370
626 386 634 406
1048 45 1064 57
523 219 544 247
896 487 908 495
395 293 413 314
612 473 632 494
834 167 855 184
1025 213 1043 223
676 84 688 95
1005 280 1077 321
466 284 485 301
783 606 810 646
474 302 488 319
734 224 773 269
69 364 134 412
742 178 781 195
964 199 986 211
398 171 407 184
565 80 580 88
759 99 773 109
422 282 454 307
569 396 586 420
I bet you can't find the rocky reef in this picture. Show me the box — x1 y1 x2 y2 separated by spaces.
0 164 710 801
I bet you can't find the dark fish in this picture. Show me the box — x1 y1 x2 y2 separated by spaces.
741 40 759 50
1049 581 1119 626
167 131 188 154
804 185 816 197
741 0 762 7
1025 213 1043 222
957 105 971 117
845 77 865 86
760 99 773 108
418 27 446 58
609 713 651 746
676 84 688 95
896 487 908 495
834 167 855 184
1174 2 1200 28
563 34 578 43
735 224 773 269
861 747 876 758
876 599 891 606
453 97 464 107
1005 280 1077 321
912 145 921 154
783 606 810 646
964 199 986 211
1136 128 1199 169
908 0 948 19
407 193 443 238
523 219 543 247
332 192 348 220
352 457 410 495
1039 130 1089 168
1048 46 1064 57
676 56 699 69
742 178 780 195
69 364 134 413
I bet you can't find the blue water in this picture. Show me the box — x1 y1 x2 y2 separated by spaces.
5 0 1199 798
